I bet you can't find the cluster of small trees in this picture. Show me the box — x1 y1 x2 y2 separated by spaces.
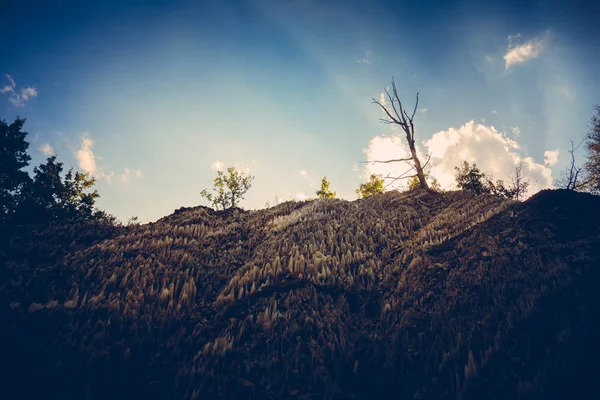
452 104 600 199
1 117 113 228
453 161 531 200
200 80 599 210
200 171 386 211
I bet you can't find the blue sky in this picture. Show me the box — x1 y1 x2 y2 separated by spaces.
2 0 599 222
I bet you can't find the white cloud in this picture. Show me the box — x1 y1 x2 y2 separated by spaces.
73 133 111 182
420 108 428 113
510 126 521 138
121 168 143 184
362 135 415 187
299 170 308 176
507 33 522 43
356 49 372 65
362 120 554 196
20 87 37 101
210 160 251 175
423 121 552 194
504 31 550 69
103 171 115 184
1 74 15 93
211 160 224 171
40 143 55 156
1 74 38 107
352 164 359 172
544 150 559 166
485 55 494 63
233 162 251 175
295 192 308 201
75 134 97 175
492 110 498 115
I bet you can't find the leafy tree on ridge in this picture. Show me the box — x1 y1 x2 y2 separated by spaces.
356 174 385 198
200 166 254 210
316 176 336 199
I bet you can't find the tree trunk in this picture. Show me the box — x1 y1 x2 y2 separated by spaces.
408 137 429 190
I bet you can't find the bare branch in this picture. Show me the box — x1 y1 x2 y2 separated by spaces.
410 92 419 121
372 98 402 125
385 87 403 123
421 152 432 170
359 158 413 165
390 78 408 127
558 139 586 190
383 169 417 188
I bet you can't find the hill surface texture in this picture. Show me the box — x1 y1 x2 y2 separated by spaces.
1 189 599 399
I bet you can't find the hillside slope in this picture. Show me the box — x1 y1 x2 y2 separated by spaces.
1 189 599 399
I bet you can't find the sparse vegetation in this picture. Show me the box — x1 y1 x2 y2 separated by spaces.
316 176 336 198
200 166 254 210
454 161 528 199
2 188 599 399
408 175 420 191
508 161 531 200
356 174 385 198
555 140 586 191
2 98 600 400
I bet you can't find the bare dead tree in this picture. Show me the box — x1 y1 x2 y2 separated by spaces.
365 77 431 191
508 161 531 201
556 140 588 190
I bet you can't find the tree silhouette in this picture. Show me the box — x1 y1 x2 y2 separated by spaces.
455 161 517 199
0 117 31 225
15 155 100 223
1 117 109 226
508 161 531 201
583 105 600 193
455 162 488 195
555 140 586 191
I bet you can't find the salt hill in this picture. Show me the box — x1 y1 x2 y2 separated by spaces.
1 189 599 399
